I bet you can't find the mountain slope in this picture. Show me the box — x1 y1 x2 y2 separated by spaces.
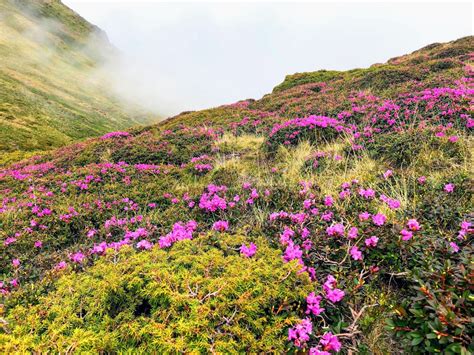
0 37 472 353
0 0 154 162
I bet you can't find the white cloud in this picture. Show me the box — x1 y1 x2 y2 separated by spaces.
63 1 473 116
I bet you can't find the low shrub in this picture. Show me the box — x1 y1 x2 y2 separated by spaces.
1 234 312 353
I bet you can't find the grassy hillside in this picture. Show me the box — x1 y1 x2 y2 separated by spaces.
0 0 155 163
0 37 472 353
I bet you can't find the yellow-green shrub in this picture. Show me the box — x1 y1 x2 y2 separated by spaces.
1 234 312 353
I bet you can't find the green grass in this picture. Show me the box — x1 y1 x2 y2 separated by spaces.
0 0 157 155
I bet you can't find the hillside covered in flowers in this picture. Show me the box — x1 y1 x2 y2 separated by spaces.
0 36 473 353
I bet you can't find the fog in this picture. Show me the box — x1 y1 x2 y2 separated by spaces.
63 1 473 117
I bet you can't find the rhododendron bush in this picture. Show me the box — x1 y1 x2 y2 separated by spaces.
0 37 473 353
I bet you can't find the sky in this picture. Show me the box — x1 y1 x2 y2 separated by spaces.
63 1 473 117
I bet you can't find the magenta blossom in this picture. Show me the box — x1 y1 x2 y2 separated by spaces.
449 242 460 253
407 219 421 231
383 169 393 180
240 243 257 258
288 318 313 348
372 213 386 226
365 236 379 247
326 223 345 237
100 131 130 140
326 288 345 303
212 220 229 232
324 195 334 206
444 183 455 193
348 227 358 239
70 252 85 264
323 275 345 303
359 188 376 199
306 292 325 316
136 240 153 250
283 242 303 262
418 176 426 184
55 261 67 270
320 332 342 352
400 229 413 241
350 246 363 260
309 348 331 355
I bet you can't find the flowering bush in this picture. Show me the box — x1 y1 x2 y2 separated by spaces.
0 37 473 353
1 235 312 352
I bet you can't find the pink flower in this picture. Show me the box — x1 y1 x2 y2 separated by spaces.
12 259 20 268
280 226 295 245
86 229 97 238
136 240 153 250
400 229 413 241
320 332 341 352
240 243 257 258
303 199 313 209
326 223 344 237
460 220 471 231
324 195 334 206
288 318 313 348
448 135 459 142
212 220 229 232
387 199 401 210
449 242 460 253
348 227 358 239
444 183 455 193
350 246 362 260
283 242 302 262
70 252 85 264
309 348 331 355
55 261 67 270
323 275 345 303
159 221 197 248
383 169 393 180
306 292 325 316
34 240 43 248
407 219 421 231
417 176 426 184
372 213 386 226
359 188 376 199
359 211 371 221
326 288 345 303
365 236 379 247
321 211 333 221
100 131 130 140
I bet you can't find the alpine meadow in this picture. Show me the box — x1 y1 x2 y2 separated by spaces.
0 0 473 353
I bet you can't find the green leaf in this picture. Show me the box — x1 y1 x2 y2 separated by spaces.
411 337 424 346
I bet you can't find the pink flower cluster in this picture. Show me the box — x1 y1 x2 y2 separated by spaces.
323 275 345 303
158 221 198 248
100 131 131 140
199 185 228 212
212 220 229 232
270 115 347 138
288 318 313 348
240 243 257 258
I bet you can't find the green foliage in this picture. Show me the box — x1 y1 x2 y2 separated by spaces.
0 0 156 156
273 70 343 92
387 250 473 354
365 130 466 169
1 234 312 353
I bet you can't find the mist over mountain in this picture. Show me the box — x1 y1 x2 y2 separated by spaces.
0 0 158 163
